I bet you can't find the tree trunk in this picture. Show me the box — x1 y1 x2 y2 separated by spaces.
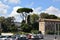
25 15 27 24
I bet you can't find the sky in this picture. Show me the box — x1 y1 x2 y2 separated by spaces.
0 0 60 22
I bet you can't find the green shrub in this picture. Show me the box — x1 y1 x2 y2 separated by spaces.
31 30 39 34
46 30 55 35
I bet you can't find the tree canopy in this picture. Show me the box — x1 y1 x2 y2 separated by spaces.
30 14 39 23
40 13 49 19
17 8 33 13
17 8 33 23
40 13 58 19
0 17 18 32
49 15 57 19
20 23 32 32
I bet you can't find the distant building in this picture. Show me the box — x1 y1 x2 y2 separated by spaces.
14 22 21 31
39 19 60 34
14 22 21 27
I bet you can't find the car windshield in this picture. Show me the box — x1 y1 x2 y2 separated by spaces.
7 36 16 38
0 36 7 38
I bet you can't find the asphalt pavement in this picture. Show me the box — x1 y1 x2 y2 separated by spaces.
28 35 60 40
42 35 60 40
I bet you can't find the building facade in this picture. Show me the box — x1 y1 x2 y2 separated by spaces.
39 19 60 34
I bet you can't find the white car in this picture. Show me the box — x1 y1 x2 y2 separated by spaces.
0 35 16 40
20 34 26 37
7 36 17 40
0 36 7 40
33 34 44 39
7 36 13 40
27 34 44 39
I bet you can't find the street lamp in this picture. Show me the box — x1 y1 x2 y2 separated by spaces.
58 24 59 40
54 23 57 39
54 23 59 40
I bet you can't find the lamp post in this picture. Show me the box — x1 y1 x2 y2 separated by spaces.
54 23 59 40
54 23 57 40
58 24 59 40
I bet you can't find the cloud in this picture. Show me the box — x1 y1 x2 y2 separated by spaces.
32 7 42 14
10 6 42 16
9 6 42 22
9 6 60 22
4 0 20 4
9 6 22 22
0 1 9 14
9 6 22 17
44 6 60 17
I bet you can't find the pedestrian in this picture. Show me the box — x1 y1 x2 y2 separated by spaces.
54 36 57 40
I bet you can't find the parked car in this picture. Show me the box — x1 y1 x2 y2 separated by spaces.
26 33 44 39
7 36 16 40
0 35 7 40
0 35 17 40
7 36 13 40
20 34 27 40
34 34 44 39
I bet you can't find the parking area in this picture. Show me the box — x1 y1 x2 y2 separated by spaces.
18 35 60 40
42 35 60 40
0 35 60 40
27 35 60 40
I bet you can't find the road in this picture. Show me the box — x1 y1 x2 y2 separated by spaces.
41 35 60 40
28 35 60 40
